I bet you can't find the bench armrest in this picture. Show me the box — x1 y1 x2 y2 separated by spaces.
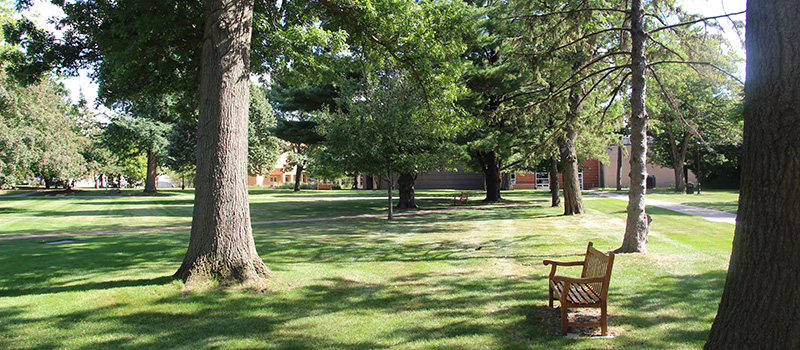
552 275 605 284
542 260 584 267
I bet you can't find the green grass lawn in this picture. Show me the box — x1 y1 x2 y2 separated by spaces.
0 191 734 349
597 188 740 214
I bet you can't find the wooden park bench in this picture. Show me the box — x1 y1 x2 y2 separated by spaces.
543 242 615 335
316 183 333 190
453 192 469 206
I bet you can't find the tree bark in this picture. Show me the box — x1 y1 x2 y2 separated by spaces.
667 129 691 193
559 82 586 215
705 1 800 348
144 149 158 193
174 0 272 289
549 155 561 207
617 0 649 254
396 172 418 209
477 151 502 202
387 169 393 220
293 159 305 192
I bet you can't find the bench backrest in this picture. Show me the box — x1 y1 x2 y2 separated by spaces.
581 242 614 297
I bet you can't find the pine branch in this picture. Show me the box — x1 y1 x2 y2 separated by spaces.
649 11 746 35
648 60 744 85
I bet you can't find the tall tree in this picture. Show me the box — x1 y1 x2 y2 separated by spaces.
174 0 273 288
617 0 650 253
705 0 800 347
102 114 171 193
320 72 459 216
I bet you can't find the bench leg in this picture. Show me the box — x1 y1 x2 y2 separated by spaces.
560 305 569 335
600 304 608 336
548 287 554 308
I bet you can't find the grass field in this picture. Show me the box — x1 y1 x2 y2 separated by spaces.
0 189 735 349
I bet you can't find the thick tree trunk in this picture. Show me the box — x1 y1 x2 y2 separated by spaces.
618 0 649 254
477 151 502 202
293 159 305 192
500 173 512 190
559 82 586 215
175 0 272 289
144 149 158 193
549 155 561 207
396 172 418 209
667 129 691 193
615 145 623 191
705 1 800 348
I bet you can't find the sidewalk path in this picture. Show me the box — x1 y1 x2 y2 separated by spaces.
587 190 737 225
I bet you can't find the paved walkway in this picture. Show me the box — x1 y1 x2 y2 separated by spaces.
587 190 737 225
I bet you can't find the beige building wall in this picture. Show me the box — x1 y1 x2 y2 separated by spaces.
601 145 697 189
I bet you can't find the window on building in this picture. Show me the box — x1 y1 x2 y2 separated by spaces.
270 176 278 183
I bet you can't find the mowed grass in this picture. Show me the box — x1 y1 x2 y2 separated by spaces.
598 188 740 214
0 190 734 349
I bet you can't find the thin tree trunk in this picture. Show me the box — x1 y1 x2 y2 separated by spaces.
396 172 418 209
144 149 158 193
705 1 800 347
95 174 100 189
668 131 691 193
293 159 305 192
387 169 393 220
549 155 561 207
617 0 649 254
175 0 272 289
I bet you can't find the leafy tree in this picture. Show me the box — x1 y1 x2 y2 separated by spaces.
165 119 196 189
648 71 742 192
102 113 171 193
705 0 800 347
0 72 86 187
271 117 323 192
321 72 459 217
248 84 282 177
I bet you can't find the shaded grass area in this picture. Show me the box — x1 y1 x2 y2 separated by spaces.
0 195 733 349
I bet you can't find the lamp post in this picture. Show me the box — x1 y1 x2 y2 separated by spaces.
696 142 702 195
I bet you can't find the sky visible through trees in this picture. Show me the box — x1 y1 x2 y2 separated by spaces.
22 0 746 111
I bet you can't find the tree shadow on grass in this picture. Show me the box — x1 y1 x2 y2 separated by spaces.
610 270 727 348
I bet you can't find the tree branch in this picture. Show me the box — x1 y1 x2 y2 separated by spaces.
649 60 744 85
649 11 746 35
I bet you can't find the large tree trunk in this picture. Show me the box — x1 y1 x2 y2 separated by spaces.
476 151 502 202
175 0 272 289
559 84 586 215
396 172 418 209
293 159 305 192
144 149 158 193
617 0 649 254
549 155 561 207
705 1 800 348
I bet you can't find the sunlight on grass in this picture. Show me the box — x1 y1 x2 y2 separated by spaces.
0 194 734 349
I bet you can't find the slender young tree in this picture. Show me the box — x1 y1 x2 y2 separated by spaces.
174 0 273 288
705 0 800 347
617 0 650 253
